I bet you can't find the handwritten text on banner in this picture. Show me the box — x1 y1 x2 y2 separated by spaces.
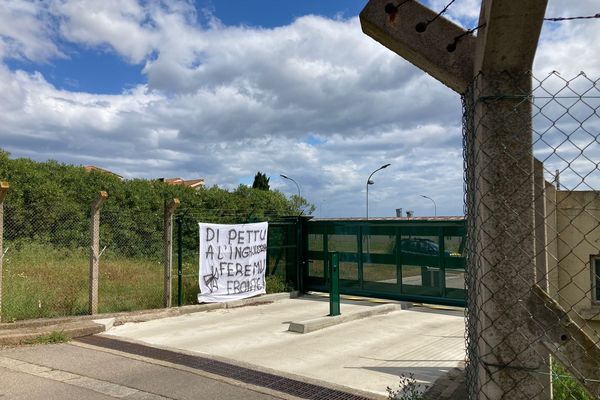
198 222 268 303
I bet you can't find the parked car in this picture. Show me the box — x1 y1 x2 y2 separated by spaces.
399 238 440 256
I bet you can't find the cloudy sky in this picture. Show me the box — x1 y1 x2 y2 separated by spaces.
1 0 599 217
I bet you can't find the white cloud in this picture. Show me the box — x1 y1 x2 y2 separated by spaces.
51 0 159 63
429 0 481 23
0 0 599 217
536 18 600 76
0 1 63 61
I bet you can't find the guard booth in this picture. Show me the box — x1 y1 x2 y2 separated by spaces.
304 217 466 307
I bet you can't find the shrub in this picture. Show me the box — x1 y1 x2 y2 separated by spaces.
266 274 292 294
552 361 593 400
387 373 429 400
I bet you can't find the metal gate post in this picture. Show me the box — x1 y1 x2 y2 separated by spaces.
296 217 302 292
297 216 310 293
329 252 340 316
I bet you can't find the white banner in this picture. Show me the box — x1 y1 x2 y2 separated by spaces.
198 222 268 303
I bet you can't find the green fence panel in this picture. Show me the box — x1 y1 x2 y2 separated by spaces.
305 218 466 307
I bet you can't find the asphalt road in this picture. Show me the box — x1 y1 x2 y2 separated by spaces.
0 342 284 400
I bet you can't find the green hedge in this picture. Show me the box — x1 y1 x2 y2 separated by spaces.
0 149 303 259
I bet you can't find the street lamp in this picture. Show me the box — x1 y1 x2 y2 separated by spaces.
280 174 300 198
280 174 301 213
366 163 391 220
420 194 437 217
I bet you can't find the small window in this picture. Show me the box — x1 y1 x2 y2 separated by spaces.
594 257 600 303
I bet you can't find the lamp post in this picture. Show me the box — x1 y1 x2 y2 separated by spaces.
280 174 301 213
366 163 391 220
280 174 300 198
420 194 437 217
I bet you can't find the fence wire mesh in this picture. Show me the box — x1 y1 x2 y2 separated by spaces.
2 202 89 321
99 209 164 313
463 71 600 400
0 192 301 322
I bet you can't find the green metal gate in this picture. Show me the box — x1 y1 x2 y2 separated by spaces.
265 216 310 291
304 218 466 307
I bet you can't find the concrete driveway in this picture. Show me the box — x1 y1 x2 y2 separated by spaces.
104 294 466 397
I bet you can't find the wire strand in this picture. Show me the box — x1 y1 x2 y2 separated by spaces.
415 0 456 32
544 13 600 22
429 0 456 24
447 23 486 52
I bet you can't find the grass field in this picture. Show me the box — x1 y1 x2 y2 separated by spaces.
1 241 293 321
2 241 163 321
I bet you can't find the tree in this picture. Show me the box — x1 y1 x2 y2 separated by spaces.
252 171 270 191
290 194 316 216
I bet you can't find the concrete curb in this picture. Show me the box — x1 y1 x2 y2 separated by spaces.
114 291 298 325
288 302 410 334
0 291 299 345
0 320 105 346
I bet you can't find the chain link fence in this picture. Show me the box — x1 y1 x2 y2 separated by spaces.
0 191 301 322
1 201 169 322
98 209 164 314
463 71 600 399
0 197 169 321
2 202 89 321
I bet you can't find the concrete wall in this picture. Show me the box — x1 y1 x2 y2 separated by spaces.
544 183 600 337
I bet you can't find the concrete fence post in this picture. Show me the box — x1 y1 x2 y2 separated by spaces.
472 71 548 399
0 181 9 322
472 2 548 397
360 1 549 397
163 198 180 308
89 191 108 315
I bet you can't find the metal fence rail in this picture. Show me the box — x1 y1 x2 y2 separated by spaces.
463 71 600 399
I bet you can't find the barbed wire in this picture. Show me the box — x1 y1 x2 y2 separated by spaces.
545 13 600 22
416 0 456 32
383 0 599 30
447 22 486 52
